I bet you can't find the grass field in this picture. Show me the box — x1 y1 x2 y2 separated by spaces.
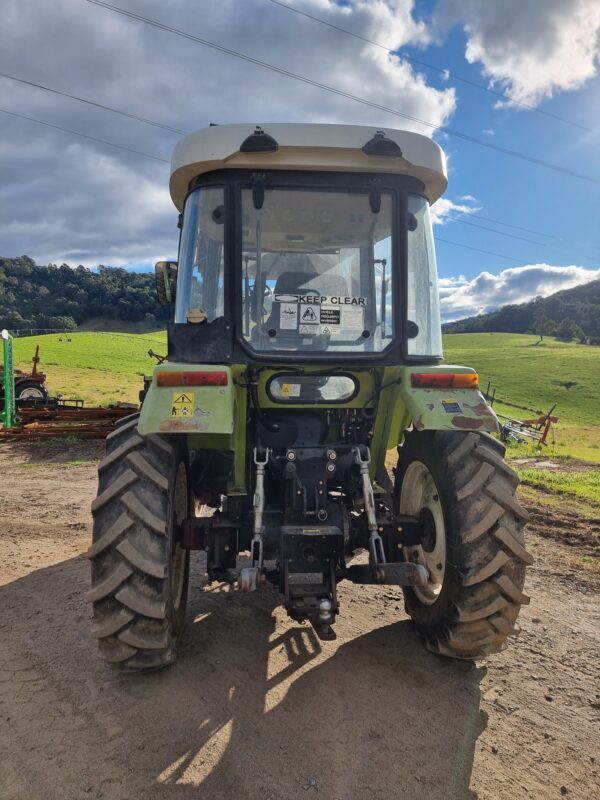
11 329 600 461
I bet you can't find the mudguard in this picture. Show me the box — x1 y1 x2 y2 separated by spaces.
397 365 499 435
138 363 235 436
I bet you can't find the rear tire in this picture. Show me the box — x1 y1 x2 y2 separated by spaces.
394 430 532 660
87 414 190 671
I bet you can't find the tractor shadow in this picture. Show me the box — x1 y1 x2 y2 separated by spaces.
0 553 487 800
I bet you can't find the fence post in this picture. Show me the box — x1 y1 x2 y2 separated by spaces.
1 329 16 429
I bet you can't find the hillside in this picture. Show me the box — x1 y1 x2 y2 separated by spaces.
443 279 600 337
0 256 168 332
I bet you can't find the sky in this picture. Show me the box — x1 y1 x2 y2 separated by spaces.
1 0 600 322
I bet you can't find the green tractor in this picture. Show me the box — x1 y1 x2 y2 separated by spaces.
88 123 532 670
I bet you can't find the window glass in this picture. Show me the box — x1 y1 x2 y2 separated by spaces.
268 374 357 403
406 195 443 358
175 186 225 324
241 188 393 353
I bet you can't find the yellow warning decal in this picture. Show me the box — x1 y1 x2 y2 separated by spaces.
171 392 194 417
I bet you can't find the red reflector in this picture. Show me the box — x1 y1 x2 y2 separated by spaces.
411 372 479 389
156 370 228 387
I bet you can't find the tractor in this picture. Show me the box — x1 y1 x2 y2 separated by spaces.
88 123 532 671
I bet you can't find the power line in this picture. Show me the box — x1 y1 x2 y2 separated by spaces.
0 107 169 163
83 0 598 185
267 0 595 136
450 217 545 246
436 237 529 264
467 212 556 239
0 71 186 135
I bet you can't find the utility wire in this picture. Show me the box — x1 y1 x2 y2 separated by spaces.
0 107 169 163
83 0 598 185
267 0 595 136
466 212 555 239
435 237 527 264
0 71 186 135
450 217 544 246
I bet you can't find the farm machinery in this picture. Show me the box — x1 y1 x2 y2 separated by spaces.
88 123 532 671
0 340 48 406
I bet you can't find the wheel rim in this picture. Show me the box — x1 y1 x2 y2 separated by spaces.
171 462 188 613
18 386 44 399
399 460 446 605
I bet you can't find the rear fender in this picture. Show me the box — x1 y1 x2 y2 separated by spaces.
397 365 499 435
138 363 235 436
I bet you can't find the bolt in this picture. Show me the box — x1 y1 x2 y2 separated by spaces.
327 449 337 461
319 490 323 495
287 451 296 461
297 490 302 495
397 526 403 532
326 463 335 473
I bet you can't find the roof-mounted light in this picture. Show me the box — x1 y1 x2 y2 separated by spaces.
240 126 279 153
362 131 402 157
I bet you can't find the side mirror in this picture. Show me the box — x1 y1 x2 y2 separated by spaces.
155 261 177 306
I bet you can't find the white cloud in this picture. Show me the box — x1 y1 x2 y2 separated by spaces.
0 0 456 267
437 0 600 106
440 264 600 321
430 195 480 225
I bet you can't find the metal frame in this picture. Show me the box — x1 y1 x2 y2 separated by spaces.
1 329 16 430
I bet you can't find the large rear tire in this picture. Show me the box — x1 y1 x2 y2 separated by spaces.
394 430 532 660
87 414 190 671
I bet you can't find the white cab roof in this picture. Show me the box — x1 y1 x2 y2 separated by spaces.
170 123 447 210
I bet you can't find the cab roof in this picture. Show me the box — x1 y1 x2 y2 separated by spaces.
170 123 447 210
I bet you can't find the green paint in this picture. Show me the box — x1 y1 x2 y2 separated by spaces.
1 329 16 430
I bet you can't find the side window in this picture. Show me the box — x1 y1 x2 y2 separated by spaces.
406 195 443 358
175 186 225 323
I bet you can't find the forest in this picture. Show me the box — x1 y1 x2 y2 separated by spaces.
0 256 169 331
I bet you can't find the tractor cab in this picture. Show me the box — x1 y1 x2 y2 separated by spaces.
161 123 445 365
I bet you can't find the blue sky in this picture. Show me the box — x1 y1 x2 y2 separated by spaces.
1 0 599 320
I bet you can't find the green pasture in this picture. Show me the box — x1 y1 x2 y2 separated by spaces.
443 333 598 427
10 330 600 461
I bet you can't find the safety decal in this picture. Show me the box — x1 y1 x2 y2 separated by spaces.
279 302 298 330
442 400 463 414
281 383 301 398
274 294 366 306
171 392 194 417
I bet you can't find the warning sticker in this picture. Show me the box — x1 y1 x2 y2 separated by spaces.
171 392 194 417
281 383 301 398
320 308 341 326
279 302 298 330
342 307 364 332
299 304 319 324
442 400 463 414
299 323 319 335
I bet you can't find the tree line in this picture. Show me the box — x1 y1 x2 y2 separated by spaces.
0 256 170 331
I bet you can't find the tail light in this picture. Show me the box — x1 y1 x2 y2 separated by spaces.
156 370 228 387
411 372 479 389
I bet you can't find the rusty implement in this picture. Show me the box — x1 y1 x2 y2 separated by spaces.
0 404 136 440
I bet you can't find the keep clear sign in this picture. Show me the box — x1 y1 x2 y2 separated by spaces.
274 294 366 335
171 392 194 417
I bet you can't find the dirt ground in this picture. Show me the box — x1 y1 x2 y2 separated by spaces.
0 441 598 800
